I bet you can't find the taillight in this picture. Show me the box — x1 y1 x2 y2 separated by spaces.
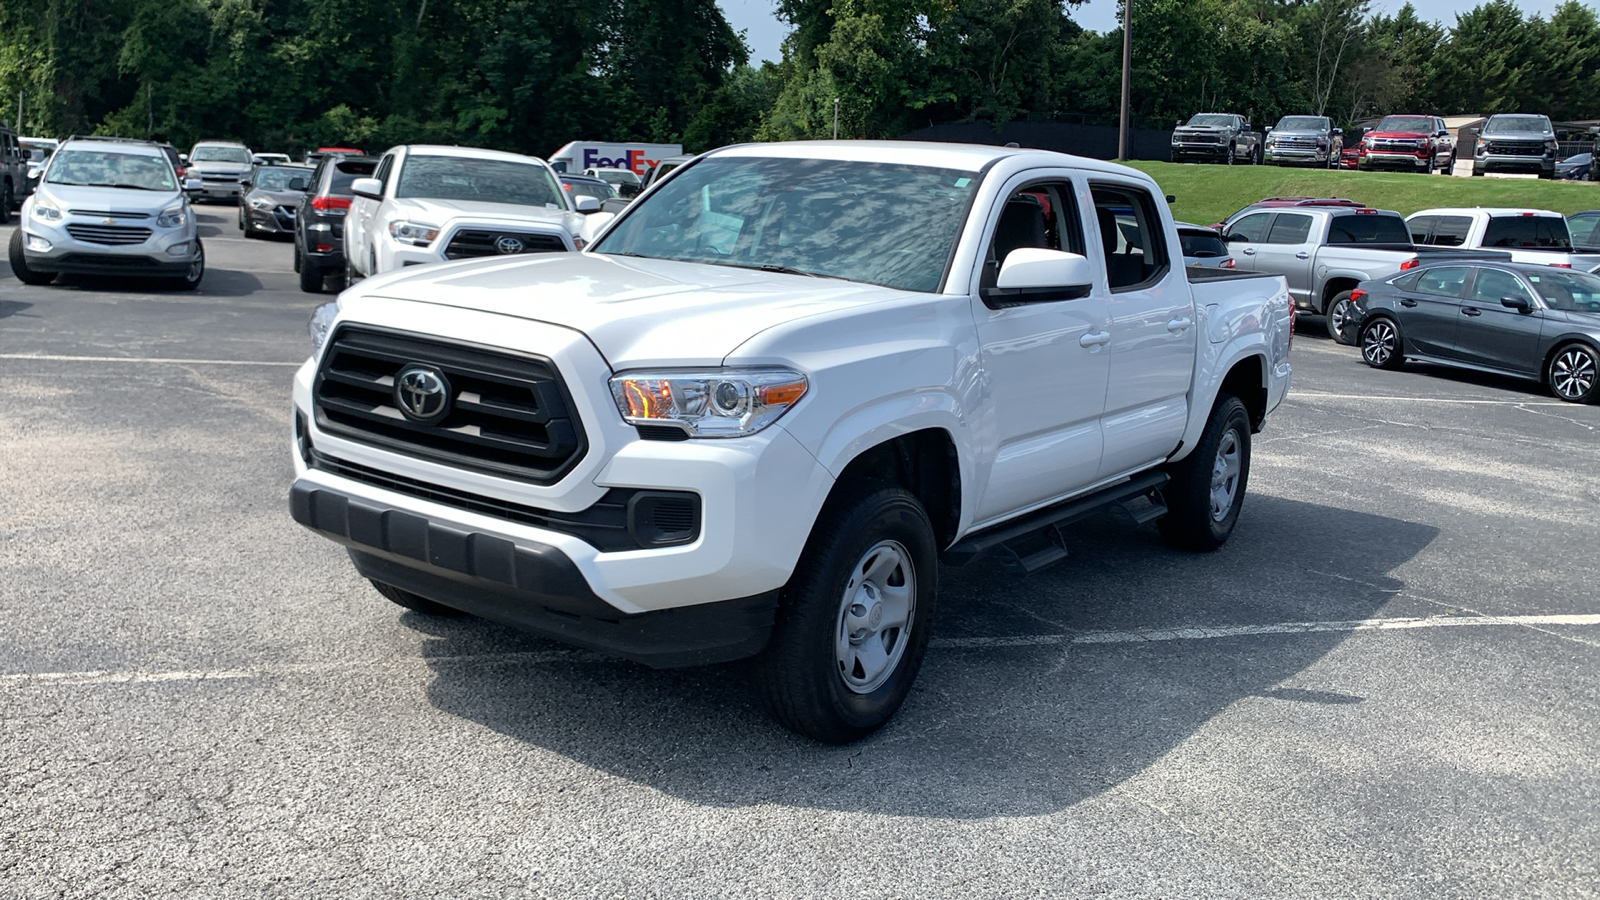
1400 258 1420 270
1221 257 1236 269
1287 292 1296 350
1350 289 1366 303
311 196 352 212
1553 263 1572 268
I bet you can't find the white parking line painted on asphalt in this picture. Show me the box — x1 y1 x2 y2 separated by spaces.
1291 391 1570 407
5 614 1596 688
0 353 301 367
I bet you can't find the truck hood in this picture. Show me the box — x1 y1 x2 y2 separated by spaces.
1175 126 1231 135
36 183 182 214
1481 130 1553 142
388 198 582 234
352 252 916 368
1364 130 1431 140
190 161 252 175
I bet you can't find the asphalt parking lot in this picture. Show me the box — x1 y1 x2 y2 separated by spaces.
2 209 1598 899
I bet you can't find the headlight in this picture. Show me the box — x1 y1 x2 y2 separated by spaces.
610 369 808 438
156 205 187 228
249 196 275 210
308 302 338 356
388 221 439 246
30 194 62 222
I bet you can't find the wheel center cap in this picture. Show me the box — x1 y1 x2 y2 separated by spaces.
867 603 884 629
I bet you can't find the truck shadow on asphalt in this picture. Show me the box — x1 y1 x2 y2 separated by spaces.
412 494 1437 817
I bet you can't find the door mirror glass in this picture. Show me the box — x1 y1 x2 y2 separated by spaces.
995 248 1094 292
350 176 383 200
1333 127 1343 135
573 195 601 213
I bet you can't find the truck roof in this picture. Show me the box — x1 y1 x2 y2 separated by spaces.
1409 208 1563 218
404 144 550 165
709 140 1151 181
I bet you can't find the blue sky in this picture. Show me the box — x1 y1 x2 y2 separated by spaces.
717 0 1575 66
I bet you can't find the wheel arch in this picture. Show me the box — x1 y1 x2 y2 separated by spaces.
1543 337 1600 377
1173 347 1271 463
830 428 962 550
1320 276 1362 313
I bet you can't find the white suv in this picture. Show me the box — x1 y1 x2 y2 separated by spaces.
343 145 596 280
9 136 205 290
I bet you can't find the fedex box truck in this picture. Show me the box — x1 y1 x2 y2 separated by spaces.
547 141 684 176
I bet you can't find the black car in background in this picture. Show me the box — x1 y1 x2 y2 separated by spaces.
1350 261 1600 403
238 165 311 239
558 173 617 205
294 155 376 293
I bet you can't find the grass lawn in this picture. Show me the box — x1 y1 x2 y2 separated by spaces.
1124 161 1600 228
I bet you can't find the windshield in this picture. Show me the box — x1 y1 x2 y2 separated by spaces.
593 169 641 186
192 146 251 164
1187 115 1236 127
45 149 176 191
594 156 982 292
1179 230 1226 258
1376 116 1432 133
1483 216 1571 250
251 167 306 191
1525 269 1600 312
562 179 615 202
1327 213 1411 245
396 156 564 208
1276 117 1329 132
1485 116 1550 134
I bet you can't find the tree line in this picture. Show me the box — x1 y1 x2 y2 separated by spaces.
0 0 1595 158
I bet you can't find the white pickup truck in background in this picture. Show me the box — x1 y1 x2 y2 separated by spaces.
1406 208 1600 270
290 142 1293 742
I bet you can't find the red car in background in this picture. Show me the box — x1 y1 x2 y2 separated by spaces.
1356 115 1457 174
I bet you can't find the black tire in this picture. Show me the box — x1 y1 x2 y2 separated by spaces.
1360 315 1405 370
1158 396 1251 552
1325 290 1357 345
0 181 12 224
1547 343 1599 403
1226 144 1236 166
370 580 463 616
299 256 325 293
1472 167 1485 177
1445 154 1457 175
292 242 302 273
756 484 938 744
8 229 55 285
168 240 204 291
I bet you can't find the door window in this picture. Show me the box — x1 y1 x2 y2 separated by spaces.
1568 214 1600 246
1265 213 1314 244
1430 216 1471 247
373 154 395 191
1470 268 1535 306
1408 216 1436 244
1225 212 1271 243
981 181 1086 295
1413 266 1469 298
1091 185 1171 291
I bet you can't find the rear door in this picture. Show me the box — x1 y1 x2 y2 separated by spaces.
1091 182 1197 480
1450 267 1544 375
1398 265 1470 357
1224 212 1272 270
1251 212 1318 307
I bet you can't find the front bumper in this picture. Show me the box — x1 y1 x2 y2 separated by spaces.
191 179 243 200
246 205 296 234
20 218 198 276
1475 154 1554 175
288 303 835 657
1264 147 1330 165
1172 143 1230 159
1359 151 1432 170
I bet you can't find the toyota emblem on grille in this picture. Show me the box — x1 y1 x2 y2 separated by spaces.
394 365 451 423
494 236 525 255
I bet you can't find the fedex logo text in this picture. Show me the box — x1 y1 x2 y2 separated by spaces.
583 149 660 175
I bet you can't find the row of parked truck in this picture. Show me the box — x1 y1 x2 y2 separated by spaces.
1171 111 1594 179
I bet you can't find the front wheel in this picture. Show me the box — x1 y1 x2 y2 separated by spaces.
168 241 204 291
756 484 938 743
1326 291 1357 345
8 229 55 285
1360 316 1405 370
1548 343 1599 403
1226 144 1236 166
1159 396 1251 552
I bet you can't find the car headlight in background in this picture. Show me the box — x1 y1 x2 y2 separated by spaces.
610 368 808 438
388 221 439 246
249 196 276 210
30 194 62 222
308 302 338 356
156 206 187 228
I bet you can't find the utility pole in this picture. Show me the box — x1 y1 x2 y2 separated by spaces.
1118 0 1132 161
15 91 21 132
833 98 840 140
146 84 153 138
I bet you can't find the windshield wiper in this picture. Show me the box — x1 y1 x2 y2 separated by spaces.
85 182 159 191
710 261 843 280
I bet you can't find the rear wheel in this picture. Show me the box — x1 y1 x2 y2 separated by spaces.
1325 291 1357 345
299 256 325 293
370 580 463 616
1360 316 1405 370
756 484 937 743
1159 396 1251 552
0 182 12 224
1547 343 1599 403
8 229 55 285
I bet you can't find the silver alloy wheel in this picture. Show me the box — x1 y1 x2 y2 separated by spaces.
1363 320 1396 366
835 539 916 694
1209 430 1242 522
1551 346 1597 400
1328 297 1351 340
185 247 204 283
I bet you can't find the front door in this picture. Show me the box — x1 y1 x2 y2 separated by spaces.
969 176 1111 524
1091 182 1198 480
1251 212 1318 308
1450 267 1544 375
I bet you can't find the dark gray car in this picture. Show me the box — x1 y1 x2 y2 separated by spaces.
1263 116 1343 168
1350 261 1600 402
238 165 311 238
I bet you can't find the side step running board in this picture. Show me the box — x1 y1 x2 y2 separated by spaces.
942 471 1170 572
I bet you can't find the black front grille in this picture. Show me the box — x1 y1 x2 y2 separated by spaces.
52 254 161 270
272 207 296 229
1488 141 1545 157
1181 134 1223 144
66 223 153 245
307 451 697 551
443 229 569 260
313 327 586 484
1278 137 1319 150
201 174 239 182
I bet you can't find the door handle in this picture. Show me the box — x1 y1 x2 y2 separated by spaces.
1242 248 1257 255
1080 331 1112 348
1400 299 1418 307
1462 307 1482 317
1167 316 1193 333
1295 251 1310 259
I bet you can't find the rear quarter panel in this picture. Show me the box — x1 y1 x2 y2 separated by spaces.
1174 272 1292 461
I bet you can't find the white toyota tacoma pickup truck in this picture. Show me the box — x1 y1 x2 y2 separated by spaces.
290 142 1293 742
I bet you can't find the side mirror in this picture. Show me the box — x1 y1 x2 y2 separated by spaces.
1165 194 1176 204
1175 119 1185 128
1264 127 1273 136
179 154 189 164
986 248 1094 305
1242 123 1252 132
574 195 601 213
1333 127 1343 135
1500 295 1533 313
618 182 641 198
289 177 309 191
350 177 383 200
183 176 202 191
